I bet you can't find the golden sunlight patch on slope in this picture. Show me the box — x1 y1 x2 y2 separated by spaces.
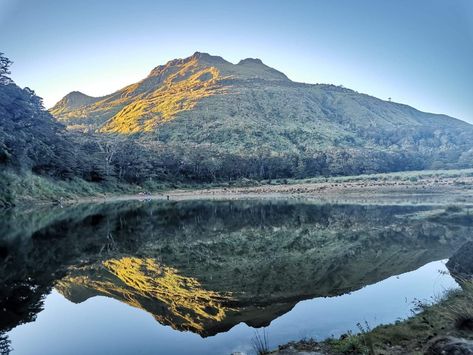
56 257 233 333
99 63 228 134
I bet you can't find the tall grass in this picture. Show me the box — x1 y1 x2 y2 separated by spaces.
251 329 269 355
356 321 376 355
0 170 153 207
438 279 473 332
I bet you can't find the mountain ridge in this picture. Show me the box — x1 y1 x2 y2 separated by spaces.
46 51 473 179
51 51 470 134
50 51 292 133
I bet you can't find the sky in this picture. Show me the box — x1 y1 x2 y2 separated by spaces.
0 0 472 122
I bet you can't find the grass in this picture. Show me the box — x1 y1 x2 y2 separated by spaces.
269 279 473 354
327 332 371 355
436 280 473 332
0 170 147 207
364 279 473 353
0 170 202 207
0 168 267 207
281 167 473 185
326 322 375 355
252 329 269 355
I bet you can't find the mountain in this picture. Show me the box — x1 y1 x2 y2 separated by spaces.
51 52 290 133
3 51 473 193
51 51 471 138
49 52 473 178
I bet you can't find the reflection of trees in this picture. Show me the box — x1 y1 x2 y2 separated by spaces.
1 201 473 337
0 271 51 341
0 333 11 355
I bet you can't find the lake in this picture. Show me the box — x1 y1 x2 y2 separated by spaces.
1 200 471 354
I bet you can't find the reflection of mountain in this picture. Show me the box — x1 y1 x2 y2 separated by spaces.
1 201 473 337
57 257 233 333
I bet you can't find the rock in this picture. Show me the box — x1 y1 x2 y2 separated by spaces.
425 336 473 354
272 346 323 355
447 241 473 280
273 339 324 354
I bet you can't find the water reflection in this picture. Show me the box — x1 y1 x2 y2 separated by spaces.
0 200 472 354
57 257 234 333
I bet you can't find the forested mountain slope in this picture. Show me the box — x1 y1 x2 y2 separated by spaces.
2 51 473 204
51 52 473 179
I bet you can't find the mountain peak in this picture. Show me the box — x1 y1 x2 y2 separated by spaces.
65 91 92 99
58 91 97 108
238 58 264 65
235 57 289 81
189 51 229 64
147 52 229 78
50 91 100 116
145 52 289 82
190 51 214 59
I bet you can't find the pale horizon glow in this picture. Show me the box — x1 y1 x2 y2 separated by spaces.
0 0 472 122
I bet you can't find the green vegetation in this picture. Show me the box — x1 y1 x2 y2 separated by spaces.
269 280 473 354
49 52 473 184
0 170 144 207
3 51 473 205
327 331 373 355
287 167 473 185
362 280 473 354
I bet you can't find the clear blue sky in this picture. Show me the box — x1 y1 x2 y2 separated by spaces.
0 0 472 122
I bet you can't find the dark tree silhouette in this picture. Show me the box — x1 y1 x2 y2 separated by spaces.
0 333 11 355
0 53 13 85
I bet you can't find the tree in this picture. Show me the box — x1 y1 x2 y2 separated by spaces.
24 87 44 109
0 53 13 85
98 139 122 178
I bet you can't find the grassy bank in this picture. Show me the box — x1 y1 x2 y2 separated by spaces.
270 280 473 354
285 167 473 185
367 281 472 354
0 171 148 207
0 170 259 208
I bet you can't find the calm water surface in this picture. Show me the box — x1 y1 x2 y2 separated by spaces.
1 200 471 354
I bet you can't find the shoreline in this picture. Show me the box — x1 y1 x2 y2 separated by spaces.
4 168 473 209
72 175 473 206
269 277 473 355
